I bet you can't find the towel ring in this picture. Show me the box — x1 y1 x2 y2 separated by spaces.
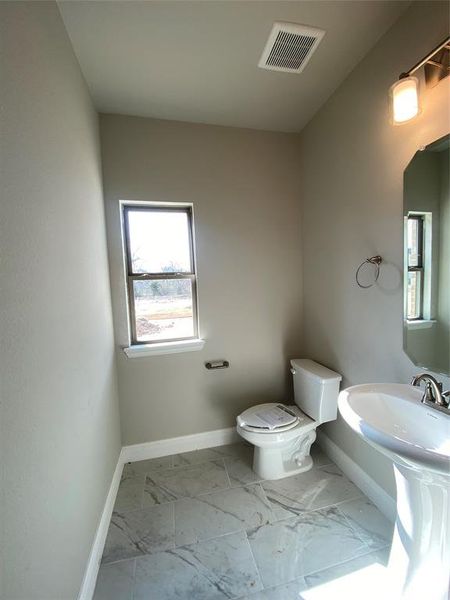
355 255 382 288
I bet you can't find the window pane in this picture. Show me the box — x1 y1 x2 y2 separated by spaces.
133 279 194 342
407 271 422 320
407 218 420 267
127 210 192 274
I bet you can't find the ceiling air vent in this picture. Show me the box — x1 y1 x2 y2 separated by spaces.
258 22 325 73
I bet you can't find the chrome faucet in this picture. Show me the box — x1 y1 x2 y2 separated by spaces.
411 373 450 412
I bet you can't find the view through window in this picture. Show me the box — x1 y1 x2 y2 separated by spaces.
406 214 424 320
123 205 198 344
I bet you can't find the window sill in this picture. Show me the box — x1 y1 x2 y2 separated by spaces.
123 338 205 358
406 319 436 330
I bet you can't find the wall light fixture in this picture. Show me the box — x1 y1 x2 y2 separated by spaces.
390 37 449 125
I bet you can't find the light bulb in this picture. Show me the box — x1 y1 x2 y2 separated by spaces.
390 76 420 124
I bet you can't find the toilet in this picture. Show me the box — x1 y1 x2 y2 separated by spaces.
236 359 342 480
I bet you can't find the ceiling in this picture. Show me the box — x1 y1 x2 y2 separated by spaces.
58 1 409 133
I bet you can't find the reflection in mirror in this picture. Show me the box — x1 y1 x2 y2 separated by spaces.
403 134 450 376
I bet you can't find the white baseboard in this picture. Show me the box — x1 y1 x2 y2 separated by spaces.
317 430 396 523
78 450 125 600
79 426 239 598
121 426 240 463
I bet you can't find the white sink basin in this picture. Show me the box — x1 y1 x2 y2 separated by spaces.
338 383 450 475
338 383 450 600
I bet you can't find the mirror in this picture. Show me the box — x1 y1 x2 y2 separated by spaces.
403 134 450 376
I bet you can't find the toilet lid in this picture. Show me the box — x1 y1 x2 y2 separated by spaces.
237 403 299 432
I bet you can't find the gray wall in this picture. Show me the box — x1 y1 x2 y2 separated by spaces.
100 115 303 445
0 3 121 598
299 0 450 497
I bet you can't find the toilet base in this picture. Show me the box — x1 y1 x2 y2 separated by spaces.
254 450 313 480
252 429 316 480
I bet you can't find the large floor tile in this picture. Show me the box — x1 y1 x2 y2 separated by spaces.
143 460 229 506
247 506 369 587
241 548 390 600
224 455 262 488
93 559 135 600
134 531 263 600
172 443 252 467
262 463 363 519
337 497 393 550
102 504 174 564
304 548 390 598
239 577 308 600
114 478 144 512
142 475 180 506
122 455 173 481
310 444 333 468
220 442 254 461
175 483 274 545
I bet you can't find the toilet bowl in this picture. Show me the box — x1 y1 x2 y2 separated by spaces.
236 360 342 480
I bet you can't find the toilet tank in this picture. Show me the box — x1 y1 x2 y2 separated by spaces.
290 359 342 424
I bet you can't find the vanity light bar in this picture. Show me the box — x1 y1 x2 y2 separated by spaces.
390 36 449 125
401 37 450 79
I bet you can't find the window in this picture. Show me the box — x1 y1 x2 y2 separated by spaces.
122 204 199 345
406 214 425 320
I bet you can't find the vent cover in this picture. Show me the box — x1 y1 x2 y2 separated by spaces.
258 22 325 73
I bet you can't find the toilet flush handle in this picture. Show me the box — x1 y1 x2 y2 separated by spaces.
290 367 296 375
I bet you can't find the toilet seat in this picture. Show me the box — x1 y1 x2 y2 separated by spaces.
237 403 310 434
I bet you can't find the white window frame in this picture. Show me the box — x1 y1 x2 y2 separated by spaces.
121 202 204 357
404 211 433 324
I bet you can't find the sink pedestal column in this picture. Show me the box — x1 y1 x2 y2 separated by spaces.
388 464 450 600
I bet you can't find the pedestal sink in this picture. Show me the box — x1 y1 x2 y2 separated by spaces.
338 383 450 600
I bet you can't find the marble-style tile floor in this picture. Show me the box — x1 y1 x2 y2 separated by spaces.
94 442 394 600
